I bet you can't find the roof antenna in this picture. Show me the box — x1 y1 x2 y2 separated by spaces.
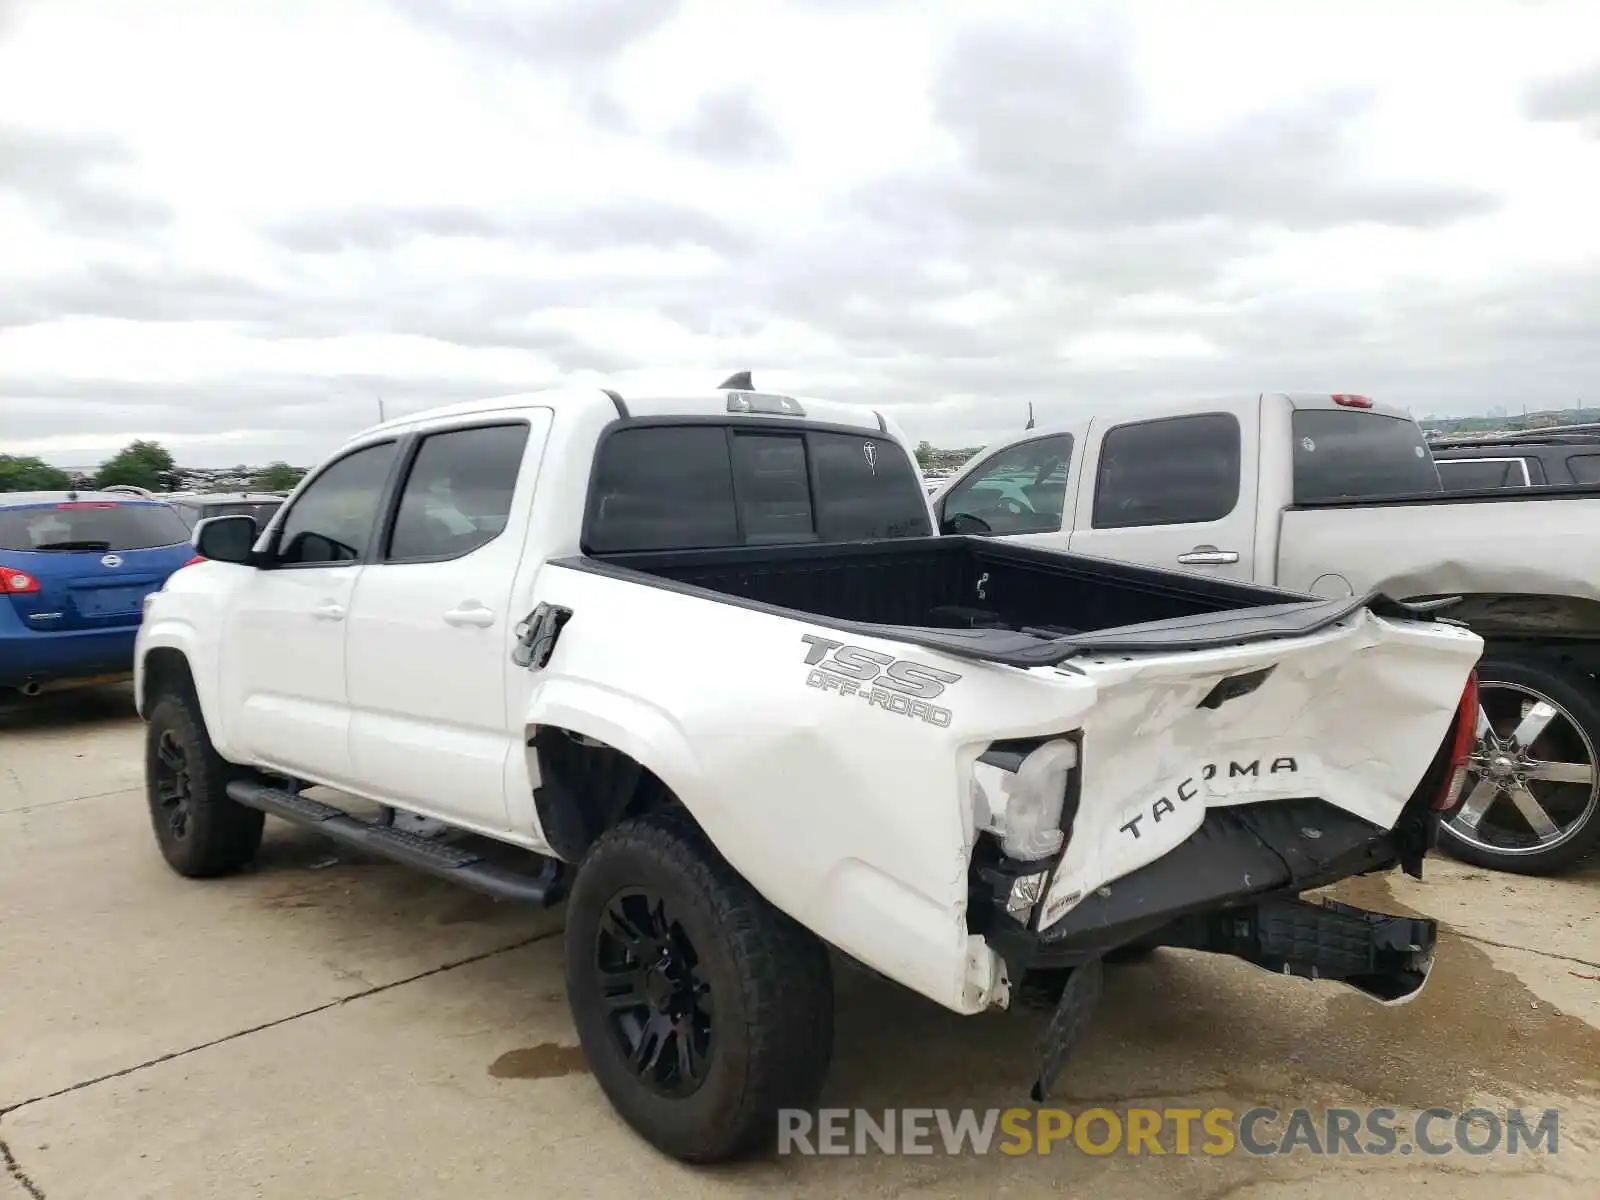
718 370 754 390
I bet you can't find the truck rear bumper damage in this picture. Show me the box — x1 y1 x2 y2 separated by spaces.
1026 891 1438 1100
974 773 1447 1100
977 794 1438 976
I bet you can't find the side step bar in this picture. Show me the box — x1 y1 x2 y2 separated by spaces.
226 781 565 907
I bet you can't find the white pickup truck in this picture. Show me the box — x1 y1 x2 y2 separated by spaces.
136 382 1479 1162
931 392 1600 875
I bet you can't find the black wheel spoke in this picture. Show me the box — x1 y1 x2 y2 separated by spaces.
595 886 716 1098
156 735 185 773
599 967 650 1013
600 905 654 959
629 1012 671 1077
675 1019 710 1085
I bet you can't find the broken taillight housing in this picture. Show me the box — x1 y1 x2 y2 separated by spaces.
1434 670 1479 811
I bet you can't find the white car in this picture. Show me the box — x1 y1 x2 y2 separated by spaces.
928 393 1600 876
136 380 1480 1162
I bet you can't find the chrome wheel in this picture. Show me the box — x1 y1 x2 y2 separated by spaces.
1442 679 1599 858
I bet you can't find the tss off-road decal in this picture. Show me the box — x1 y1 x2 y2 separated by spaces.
800 633 961 727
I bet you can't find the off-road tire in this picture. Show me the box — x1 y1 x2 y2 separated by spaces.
1438 655 1600 874
564 811 834 1163
145 691 264 877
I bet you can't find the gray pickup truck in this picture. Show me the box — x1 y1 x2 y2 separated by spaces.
931 392 1600 874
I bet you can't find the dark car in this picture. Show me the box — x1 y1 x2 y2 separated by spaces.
164 492 285 532
1431 432 1600 491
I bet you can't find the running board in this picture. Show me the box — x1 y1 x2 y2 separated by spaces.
226 781 565 906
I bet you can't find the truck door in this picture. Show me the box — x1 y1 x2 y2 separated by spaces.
932 431 1081 550
220 439 401 785
344 410 552 831
1066 400 1259 582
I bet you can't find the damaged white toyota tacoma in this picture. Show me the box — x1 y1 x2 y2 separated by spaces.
135 377 1483 1163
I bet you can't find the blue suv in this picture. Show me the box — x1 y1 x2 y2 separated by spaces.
1 492 197 697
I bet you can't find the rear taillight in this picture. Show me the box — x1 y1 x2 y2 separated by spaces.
1434 670 1479 811
1331 393 1374 408
0 567 41 594
183 556 205 567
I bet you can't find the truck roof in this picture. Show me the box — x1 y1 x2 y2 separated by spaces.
344 385 893 449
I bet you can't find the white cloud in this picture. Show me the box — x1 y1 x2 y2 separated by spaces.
3 0 1600 467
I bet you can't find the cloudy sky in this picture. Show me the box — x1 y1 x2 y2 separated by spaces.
3 0 1600 468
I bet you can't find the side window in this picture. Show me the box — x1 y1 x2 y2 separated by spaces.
587 426 738 553
730 432 814 543
939 434 1074 535
806 431 931 540
274 441 398 566
387 424 530 561
1092 414 1240 529
1568 454 1600 485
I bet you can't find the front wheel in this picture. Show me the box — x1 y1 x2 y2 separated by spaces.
564 811 834 1163
145 692 265 878
1437 656 1600 874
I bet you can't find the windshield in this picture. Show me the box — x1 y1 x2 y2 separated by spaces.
1291 409 1441 503
0 501 193 552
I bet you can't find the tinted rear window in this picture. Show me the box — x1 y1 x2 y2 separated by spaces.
588 426 740 553
1568 454 1600 485
808 431 931 541
1291 410 1440 503
1436 458 1529 491
586 424 931 553
0 502 192 552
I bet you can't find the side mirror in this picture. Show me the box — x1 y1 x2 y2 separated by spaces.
942 512 992 536
193 514 259 565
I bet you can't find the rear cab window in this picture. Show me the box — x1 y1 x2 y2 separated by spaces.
1291 410 1440 503
1435 457 1531 491
1569 454 1600 485
585 423 931 554
0 501 191 553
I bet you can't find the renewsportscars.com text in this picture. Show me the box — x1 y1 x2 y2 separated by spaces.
777 1106 1562 1158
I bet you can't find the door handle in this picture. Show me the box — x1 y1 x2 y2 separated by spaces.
311 602 346 620
1176 546 1240 566
443 603 496 628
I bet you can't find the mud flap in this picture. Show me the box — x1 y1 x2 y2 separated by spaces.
1030 955 1104 1102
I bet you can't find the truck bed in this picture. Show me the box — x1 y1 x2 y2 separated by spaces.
560 537 1426 668
1277 486 1600 638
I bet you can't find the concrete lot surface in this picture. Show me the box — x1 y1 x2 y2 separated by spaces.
2 686 1597 1198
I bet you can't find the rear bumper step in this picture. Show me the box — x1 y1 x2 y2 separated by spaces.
1166 896 1438 1004
225 781 566 907
1027 893 1436 1102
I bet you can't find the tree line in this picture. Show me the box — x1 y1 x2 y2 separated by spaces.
0 441 306 494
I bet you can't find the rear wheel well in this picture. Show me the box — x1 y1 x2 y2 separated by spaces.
1442 592 1600 640
527 725 683 861
141 648 196 713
